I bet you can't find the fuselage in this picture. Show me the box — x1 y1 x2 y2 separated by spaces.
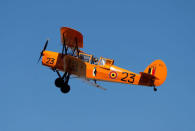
42 50 142 85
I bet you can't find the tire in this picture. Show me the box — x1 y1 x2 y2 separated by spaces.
55 78 64 88
60 84 70 93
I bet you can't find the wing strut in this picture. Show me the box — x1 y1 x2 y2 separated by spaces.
71 37 80 57
62 33 69 56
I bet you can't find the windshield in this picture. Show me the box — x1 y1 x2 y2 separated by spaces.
99 58 106 65
79 54 91 63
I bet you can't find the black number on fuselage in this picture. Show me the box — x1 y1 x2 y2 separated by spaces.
46 57 55 64
121 72 128 81
128 73 135 83
121 72 136 83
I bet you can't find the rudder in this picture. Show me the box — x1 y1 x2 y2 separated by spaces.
143 60 167 87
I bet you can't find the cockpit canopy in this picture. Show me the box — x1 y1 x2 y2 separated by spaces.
79 53 92 63
79 53 114 68
98 57 114 68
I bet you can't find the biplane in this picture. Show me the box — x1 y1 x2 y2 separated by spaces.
38 27 167 93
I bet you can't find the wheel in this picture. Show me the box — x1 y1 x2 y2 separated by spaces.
55 78 64 88
60 84 70 93
153 87 157 92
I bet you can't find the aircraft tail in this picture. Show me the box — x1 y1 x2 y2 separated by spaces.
139 60 167 87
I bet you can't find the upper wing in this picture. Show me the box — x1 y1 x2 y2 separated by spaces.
61 27 83 48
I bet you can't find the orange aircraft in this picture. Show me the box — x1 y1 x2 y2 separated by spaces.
38 27 167 93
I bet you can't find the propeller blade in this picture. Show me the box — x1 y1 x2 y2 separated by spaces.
37 52 42 63
37 39 49 64
43 40 48 50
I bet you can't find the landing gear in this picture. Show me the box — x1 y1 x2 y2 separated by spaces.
55 78 64 88
54 70 71 94
153 87 157 92
55 77 71 93
52 34 79 94
60 83 70 93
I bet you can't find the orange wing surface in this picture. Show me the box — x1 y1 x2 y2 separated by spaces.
61 27 83 48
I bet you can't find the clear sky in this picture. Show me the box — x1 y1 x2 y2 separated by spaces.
1 0 195 130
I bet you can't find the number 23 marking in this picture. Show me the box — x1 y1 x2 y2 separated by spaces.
46 57 55 64
121 72 136 83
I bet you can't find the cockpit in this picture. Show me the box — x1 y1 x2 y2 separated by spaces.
79 53 92 63
98 57 114 69
79 53 97 64
79 53 114 68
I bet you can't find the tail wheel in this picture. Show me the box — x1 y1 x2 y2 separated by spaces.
153 87 157 92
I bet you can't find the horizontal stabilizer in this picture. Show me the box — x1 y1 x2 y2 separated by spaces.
138 72 159 86
140 72 159 80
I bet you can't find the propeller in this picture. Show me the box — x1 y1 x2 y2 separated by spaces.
37 39 48 63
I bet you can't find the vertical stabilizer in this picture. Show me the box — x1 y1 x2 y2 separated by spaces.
143 60 167 87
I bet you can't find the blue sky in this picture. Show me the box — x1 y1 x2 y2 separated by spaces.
1 0 195 130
